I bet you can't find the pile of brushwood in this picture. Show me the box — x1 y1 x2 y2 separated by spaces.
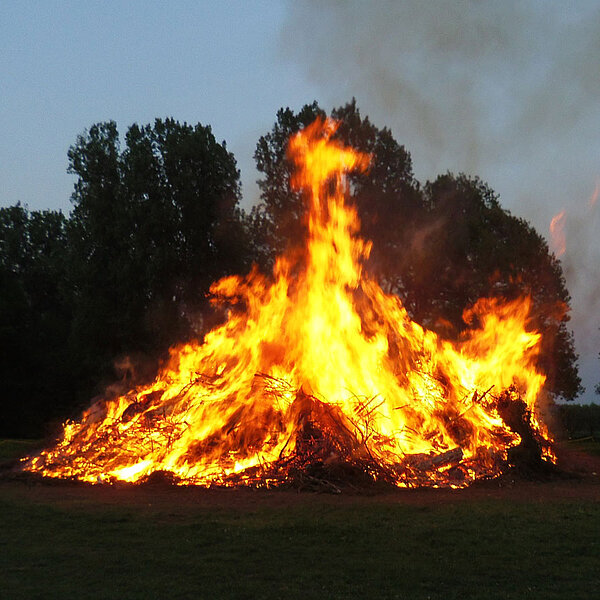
6 375 555 492
217 383 555 493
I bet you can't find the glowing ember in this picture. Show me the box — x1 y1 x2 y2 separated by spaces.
25 119 553 488
549 210 566 257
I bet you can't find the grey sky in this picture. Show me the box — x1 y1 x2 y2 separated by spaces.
1 1 598 399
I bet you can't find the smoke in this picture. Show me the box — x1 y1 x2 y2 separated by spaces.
281 0 600 398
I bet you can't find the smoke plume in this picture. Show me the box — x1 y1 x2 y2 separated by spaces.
281 0 600 398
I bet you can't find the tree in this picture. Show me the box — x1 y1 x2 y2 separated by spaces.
67 118 249 399
330 101 423 297
415 173 582 400
120 119 251 335
0 204 73 437
0 118 252 437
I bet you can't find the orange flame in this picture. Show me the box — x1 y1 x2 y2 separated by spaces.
589 180 599 209
549 210 566 257
25 119 551 487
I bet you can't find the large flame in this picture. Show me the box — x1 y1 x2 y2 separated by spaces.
26 119 552 487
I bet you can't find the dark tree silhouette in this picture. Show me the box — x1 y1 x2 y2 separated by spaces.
0 119 252 437
0 205 73 436
67 118 250 393
253 99 421 279
414 173 581 400
252 101 326 265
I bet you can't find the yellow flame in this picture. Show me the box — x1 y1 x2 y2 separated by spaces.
25 118 551 487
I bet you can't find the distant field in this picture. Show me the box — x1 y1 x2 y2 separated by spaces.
567 437 600 457
0 438 41 462
1 436 600 600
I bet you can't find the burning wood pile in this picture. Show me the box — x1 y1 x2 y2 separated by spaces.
24 119 555 489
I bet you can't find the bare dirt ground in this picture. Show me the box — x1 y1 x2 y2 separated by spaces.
1 443 599 513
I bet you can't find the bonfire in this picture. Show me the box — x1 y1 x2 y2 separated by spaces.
25 118 554 489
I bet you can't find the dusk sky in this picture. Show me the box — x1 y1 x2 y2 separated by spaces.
2 1 599 399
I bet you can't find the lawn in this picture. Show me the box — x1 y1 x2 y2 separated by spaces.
0 483 598 600
1 439 599 600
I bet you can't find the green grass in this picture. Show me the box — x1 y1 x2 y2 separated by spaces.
567 437 600 457
2 436 599 599
0 489 599 600
0 438 41 462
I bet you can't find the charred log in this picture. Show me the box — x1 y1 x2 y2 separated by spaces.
496 388 555 477
403 447 464 472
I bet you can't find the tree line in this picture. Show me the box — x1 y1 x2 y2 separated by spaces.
0 101 582 438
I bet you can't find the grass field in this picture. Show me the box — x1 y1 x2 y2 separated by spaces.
567 437 600 457
0 438 41 462
1 440 600 599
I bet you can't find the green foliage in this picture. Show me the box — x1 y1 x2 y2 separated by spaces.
252 100 326 264
414 174 581 399
331 100 423 296
252 98 420 274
